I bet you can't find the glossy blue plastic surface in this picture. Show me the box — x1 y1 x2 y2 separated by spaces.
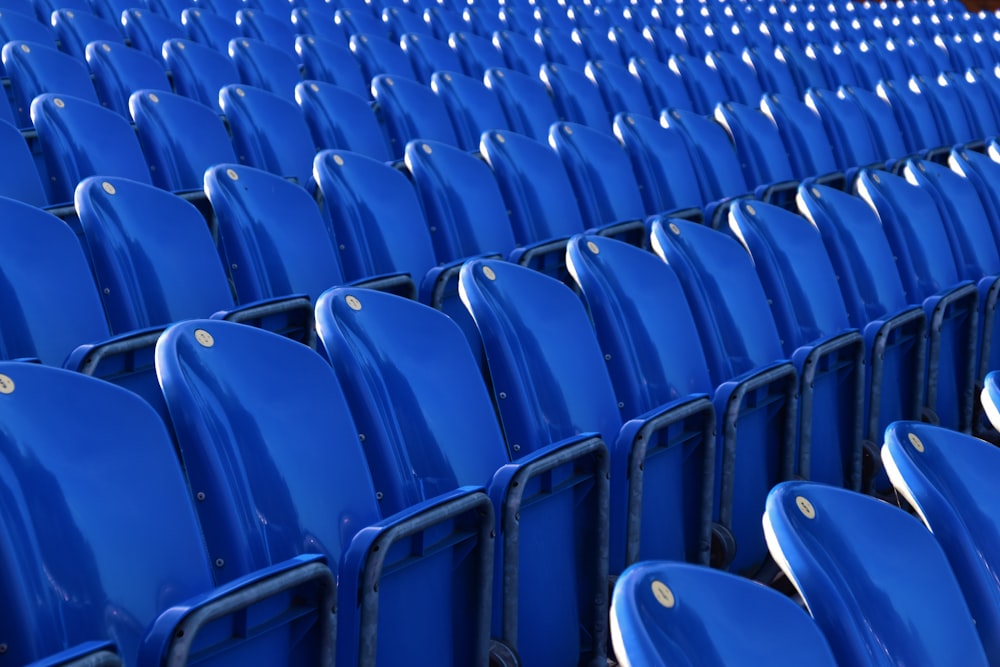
764 481 989 667
236 9 297 56
661 107 749 201
2 40 97 127
883 422 1000 662
349 32 416 82
714 101 796 189
371 74 459 158
0 118 46 206
876 78 943 154
294 35 370 100
449 31 505 78
586 59 654 118
611 561 837 667
668 53 730 115
540 63 613 132
205 163 344 303
401 34 462 84
220 83 317 189
0 362 214 664
430 69 509 151
760 93 839 180
74 176 234 333
484 67 559 142
86 42 171 118
31 93 151 205
805 88 883 171
493 29 545 74
121 8 186 58
129 88 239 192
229 37 301 100
51 9 122 60
628 56 694 114
294 80 391 161
162 38 239 111
840 85 910 160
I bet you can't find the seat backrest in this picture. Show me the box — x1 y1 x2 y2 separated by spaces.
220 83 317 188
840 84 909 160
430 69 508 152
586 59 654 119
404 139 516 261
883 422 1000 664
181 6 242 51
235 7 297 56
86 41 172 117
760 93 839 179
129 88 238 192
540 62 612 132
714 101 795 187
228 36 302 100
536 27 588 70
775 43 830 95
0 362 217 665
479 128 587 244
371 73 459 157
400 32 463 84
75 176 235 332
294 34 370 99
492 28 545 74
548 121 645 230
2 40 98 128
31 93 151 204
876 78 943 154
205 162 344 304
484 66 559 141
949 146 1000 248
705 49 764 107
350 32 416 82
764 480 989 667
335 8 388 42
0 196 109 364
120 8 186 58
742 45 800 98
50 8 123 60
628 56 694 113
382 5 430 40
661 107 749 201
805 87 882 169
0 118 47 206
0 9 57 59
294 80 391 161
611 561 837 667
162 37 240 111
448 30 505 78
668 53 730 115
313 149 437 285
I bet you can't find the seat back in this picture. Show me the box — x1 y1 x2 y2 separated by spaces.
628 56 694 113
205 162 344 304
31 93 151 204
371 73 459 157
294 35 370 100
50 8 123 59
585 59 654 119
400 32 463 84
764 481 989 667
236 8 297 56
805 87 882 170
181 7 242 52
540 62 612 132
761 93 839 180
129 88 239 191
431 69 508 152
229 36 302 100
840 85 909 161
350 32 416 82
0 118 47 206
876 78 943 154
610 561 837 667
492 28 545 75
448 30 505 78
668 53 729 114
75 176 234 333
86 41 172 117
484 66 559 141
706 49 764 106
294 80 390 160
162 38 240 111
661 107 748 201
121 8 186 58
714 101 795 188
3 40 98 128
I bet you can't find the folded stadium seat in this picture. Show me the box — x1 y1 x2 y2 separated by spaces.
898 36 947 78
495 3 535 36
728 200 868 490
837 40 889 90
585 59 655 119
484 67 559 141
882 422 1000 662
2 40 98 128
534 25 588 69
448 30 504 77
761 93 845 190
229 36 302 100
610 561 837 667
49 8 122 59
936 31 988 72
764 481 990 666
714 101 801 207
294 34 370 99
75 175 316 344
491 28 545 74
371 73 459 157
774 43 831 96
667 53 730 115
869 37 915 82
950 146 1000 252
382 5 430 40
0 361 339 666
156 319 495 667
461 4 505 38
315 286 610 666
294 80 392 160
162 38 240 111
839 84 913 169
795 183 927 455
430 69 508 151
674 21 721 57
122 8 187 57
31 93 150 205
129 88 239 198
220 83 317 189
548 122 646 245
0 118 47 205
571 26 623 66
0 5 57 57
857 168 979 433
192 0 245 21
423 5 465 41
741 45 800 99
945 70 1000 141
236 7 297 56
805 88 887 176
533 5 575 35
915 73 981 150
86 41 172 117
290 8 345 46
30 0 87 24
145 0 190 22
904 159 1000 393
659 107 753 227
334 6 387 40
796 43 856 91
628 56 695 113
399 32 462 83
180 7 242 52
704 49 764 107
349 31 416 82
539 62 614 131
640 23 690 61
606 24 660 64
648 219 801 575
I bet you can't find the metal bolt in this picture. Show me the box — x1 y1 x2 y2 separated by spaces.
196 492 206 501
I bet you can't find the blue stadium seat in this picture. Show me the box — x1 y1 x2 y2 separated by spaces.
294 80 391 161
539 62 611 132
448 30 505 78
350 32 416 81
883 421 1000 662
741 46 800 99
382 5 430 40
400 32 462 83
0 360 337 665
157 318 494 666
484 66 558 142
705 49 764 107
585 59 654 119
294 34 370 99
121 8 186 57
229 36 302 100
839 84 912 167
50 8 123 59
423 5 464 41
163 38 241 111
492 28 545 74
0 117 48 206
876 78 948 160
236 7 297 56
181 7 242 52
289 8 345 46
668 52 730 115
761 93 844 189
86 41 171 117
764 481 989 666
334 7 388 41
315 286 609 666
805 88 885 175
534 25 588 70
430 69 509 151
371 73 459 157
610 561 837 667
2 40 98 128
714 101 799 206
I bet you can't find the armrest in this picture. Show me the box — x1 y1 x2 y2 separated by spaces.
861 306 927 441
340 487 495 667
803 170 846 192
64 326 165 377
923 281 979 432
420 254 500 309
487 433 609 659
977 275 1000 383
215 294 316 349
28 642 120 667
348 273 417 300
705 195 748 230
615 394 715 567
140 553 336 666
755 179 800 209
508 237 571 277
589 218 646 248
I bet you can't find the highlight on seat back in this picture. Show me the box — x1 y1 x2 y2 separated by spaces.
295 34 370 100
294 80 391 162
764 480 989 666
162 38 239 111
228 36 302 100
2 39 98 128
85 41 171 117
484 67 560 142
539 62 614 132
983 370 1000 432
882 421 1000 663
315 285 611 664
430 69 509 152
0 361 336 665
371 73 459 158
713 101 797 202
156 318 494 666
610 561 837 667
